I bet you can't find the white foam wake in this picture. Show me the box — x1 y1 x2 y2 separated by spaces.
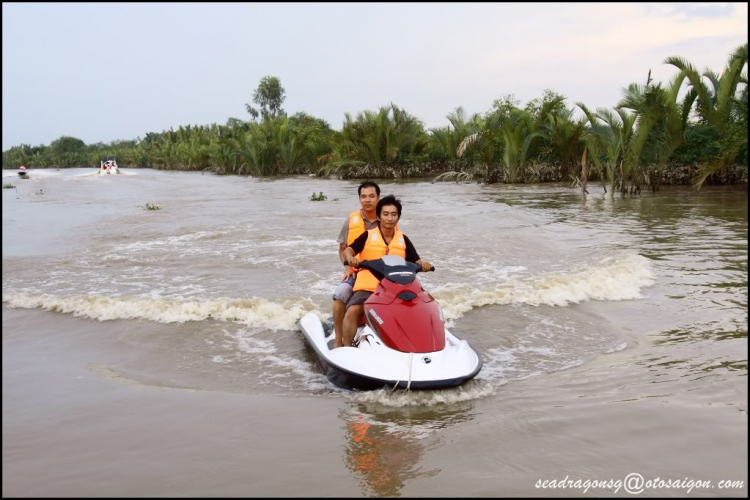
1 253 654 330
2 293 324 331
435 253 655 324
350 380 497 406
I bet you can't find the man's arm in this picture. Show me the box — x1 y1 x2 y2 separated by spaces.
336 219 349 264
342 246 356 266
344 231 368 268
336 217 355 280
404 235 432 272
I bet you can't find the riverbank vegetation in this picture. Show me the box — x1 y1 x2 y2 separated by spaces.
3 45 746 191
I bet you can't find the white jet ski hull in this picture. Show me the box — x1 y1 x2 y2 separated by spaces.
298 312 482 390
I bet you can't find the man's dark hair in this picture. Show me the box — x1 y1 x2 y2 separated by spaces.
377 194 402 218
358 181 380 196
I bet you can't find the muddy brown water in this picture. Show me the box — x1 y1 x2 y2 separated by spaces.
3 168 747 497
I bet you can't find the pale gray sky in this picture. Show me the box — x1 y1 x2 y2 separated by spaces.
2 2 747 148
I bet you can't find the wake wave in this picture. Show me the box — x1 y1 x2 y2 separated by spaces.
350 380 497 406
435 253 655 324
1 293 323 331
2 253 654 329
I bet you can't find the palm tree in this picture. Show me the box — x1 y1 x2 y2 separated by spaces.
446 98 561 184
428 107 478 162
434 111 504 183
616 68 697 192
501 109 543 184
324 104 428 177
276 117 303 170
665 43 748 188
542 108 587 181
617 80 674 194
577 104 636 196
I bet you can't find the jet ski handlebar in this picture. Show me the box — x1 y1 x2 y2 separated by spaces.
344 259 435 273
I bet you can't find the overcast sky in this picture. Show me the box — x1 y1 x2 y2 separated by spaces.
2 2 747 148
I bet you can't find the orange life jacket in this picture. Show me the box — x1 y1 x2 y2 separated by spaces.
346 210 398 265
347 210 367 246
353 229 407 292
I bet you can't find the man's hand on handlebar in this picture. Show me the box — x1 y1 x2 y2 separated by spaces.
345 258 435 273
418 260 433 272
345 257 361 269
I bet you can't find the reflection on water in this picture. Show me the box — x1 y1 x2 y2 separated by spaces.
340 401 476 497
2 172 747 496
654 318 748 346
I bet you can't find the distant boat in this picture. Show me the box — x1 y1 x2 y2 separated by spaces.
18 165 29 179
99 156 120 175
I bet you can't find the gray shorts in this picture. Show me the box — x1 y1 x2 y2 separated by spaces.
346 290 373 309
332 275 356 303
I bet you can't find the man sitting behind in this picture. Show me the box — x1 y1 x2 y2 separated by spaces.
341 195 432 347
332 181 382 349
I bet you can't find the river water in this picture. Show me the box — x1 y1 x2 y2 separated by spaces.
2 168 747 497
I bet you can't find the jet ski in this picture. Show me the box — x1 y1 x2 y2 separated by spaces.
298 255 482 390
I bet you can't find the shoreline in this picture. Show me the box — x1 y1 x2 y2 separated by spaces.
2 163 748 187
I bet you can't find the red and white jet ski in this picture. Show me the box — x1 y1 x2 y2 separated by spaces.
298 255 482 390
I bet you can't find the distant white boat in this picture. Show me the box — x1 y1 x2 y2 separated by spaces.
18 165 29 179
99 156 120 175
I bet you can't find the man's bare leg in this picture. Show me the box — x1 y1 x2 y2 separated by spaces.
342 305 364 347
332 299 346 348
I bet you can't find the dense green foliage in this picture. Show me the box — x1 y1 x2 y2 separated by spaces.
4 45 747 190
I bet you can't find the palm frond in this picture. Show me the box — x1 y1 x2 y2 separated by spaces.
457 132 481 158
446 107 467 131
703 69 721 97
716 54 748 119
693 140 746 190
432 171 473 183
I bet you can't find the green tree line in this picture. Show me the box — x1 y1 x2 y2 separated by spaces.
3 46 747 190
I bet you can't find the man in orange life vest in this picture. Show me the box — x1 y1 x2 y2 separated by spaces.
341 195 432 347
332 181 383 349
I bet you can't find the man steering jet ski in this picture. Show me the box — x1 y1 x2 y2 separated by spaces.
341 194 432 348
298 195 482 390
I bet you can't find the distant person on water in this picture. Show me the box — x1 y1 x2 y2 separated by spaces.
341 195 432 347
332 181 388 349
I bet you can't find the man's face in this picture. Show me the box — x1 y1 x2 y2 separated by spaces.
359 187 378 212
379 204 400 229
